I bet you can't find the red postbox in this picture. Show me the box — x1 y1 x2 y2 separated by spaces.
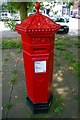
15 2 60 113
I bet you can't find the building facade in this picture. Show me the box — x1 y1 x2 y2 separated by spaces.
72 0 79 17
43 1 67 16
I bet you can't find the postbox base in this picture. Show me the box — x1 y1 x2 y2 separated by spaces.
26 95 53 114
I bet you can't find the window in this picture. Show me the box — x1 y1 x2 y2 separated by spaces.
5 13 7 16
55 18 65 22
2 14 4 16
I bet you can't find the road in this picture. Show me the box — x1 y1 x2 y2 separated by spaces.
0 18 80 38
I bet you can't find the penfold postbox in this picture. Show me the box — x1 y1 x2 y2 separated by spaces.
15 2 60 113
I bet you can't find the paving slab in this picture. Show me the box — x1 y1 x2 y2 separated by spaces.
2 30 21 39
7 104 33 118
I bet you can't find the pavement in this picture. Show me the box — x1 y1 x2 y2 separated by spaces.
0 21 21 39
2 38 78 119
1 30 20 39
0 15 79 120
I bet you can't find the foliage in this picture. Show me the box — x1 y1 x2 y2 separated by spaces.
2 39 22 49
0 41 2 49
4 102 13 110
17 48 22 53
55 35 78 78
11 68 18 75
53 95 64 116
67 1 74 8
10 75 17 85
4 19 18 31
55 37 68 51
72 92 80 102
63 53 76 62
78 38 80 48
2 2 16 13
3 2 34 21
2 2 34 31
3 55 10 62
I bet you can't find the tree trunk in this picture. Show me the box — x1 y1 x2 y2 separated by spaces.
19 2 27 21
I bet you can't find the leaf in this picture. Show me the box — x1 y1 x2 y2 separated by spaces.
10 75 17 85
4 102 14 110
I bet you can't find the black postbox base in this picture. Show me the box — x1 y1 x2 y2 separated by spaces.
26 95 53 114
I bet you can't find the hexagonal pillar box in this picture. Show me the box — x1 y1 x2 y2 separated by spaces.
15 2 60 113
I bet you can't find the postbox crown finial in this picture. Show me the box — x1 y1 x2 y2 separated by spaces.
35 2 40 13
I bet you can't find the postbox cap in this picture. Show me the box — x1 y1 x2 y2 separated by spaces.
15 2 60 35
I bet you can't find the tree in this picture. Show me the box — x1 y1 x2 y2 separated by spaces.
67 1 74 8
3 2 33 21
3 2 45 31
67 1 74 15
3 2 34 31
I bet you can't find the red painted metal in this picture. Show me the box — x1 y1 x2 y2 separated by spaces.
15 2 60 104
